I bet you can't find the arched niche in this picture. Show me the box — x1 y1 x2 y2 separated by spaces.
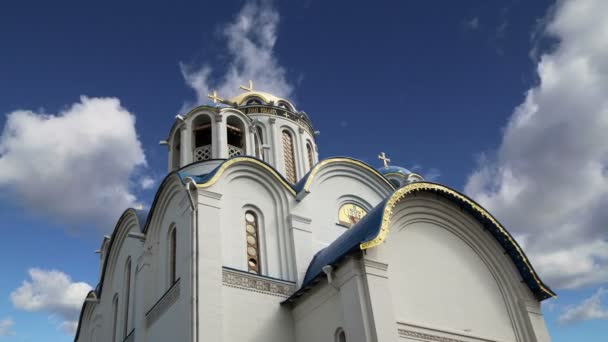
192 113 213 162
226 115 247 157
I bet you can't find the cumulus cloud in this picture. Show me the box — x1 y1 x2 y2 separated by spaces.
0 96 146 228
11 268 92 335
465 0 608 289
464 17 480 30
0 318 15 337
559 288 608 324
140 176 155 190
180 0 293 108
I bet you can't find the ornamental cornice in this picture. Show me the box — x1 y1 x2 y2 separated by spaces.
222 267 295 297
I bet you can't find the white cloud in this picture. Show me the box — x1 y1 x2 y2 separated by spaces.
0 96 147 228
559 288 608 324
180 0 293 108
140 176 155 190
465 0 608 289
11 268 92 335
0 318 15 337
465 17 480 30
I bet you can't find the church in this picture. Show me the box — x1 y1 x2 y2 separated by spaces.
74 83 555 342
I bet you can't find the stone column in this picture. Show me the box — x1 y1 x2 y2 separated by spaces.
296 127 307 176
180 126 189 167
289 214 313 285
214 113 227 159
269 118 280 171
196 189 223 341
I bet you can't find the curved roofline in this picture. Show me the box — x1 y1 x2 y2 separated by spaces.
186 156 297 196
361 181 555 299
73 208 146 341
294 157 396 194
287 181 555 304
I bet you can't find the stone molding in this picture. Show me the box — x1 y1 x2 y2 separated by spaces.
363 259 388 271
289 214 312 224
198 189 223 200
146 279 181 327
398 329 467 342
222 267 295 297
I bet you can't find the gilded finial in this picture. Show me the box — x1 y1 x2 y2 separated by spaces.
378 152 391 168
239 80 254 92
207 90 223 104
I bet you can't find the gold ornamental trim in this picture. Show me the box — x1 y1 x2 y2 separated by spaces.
303 158 396 192
195 157 297 195
359 182 555 299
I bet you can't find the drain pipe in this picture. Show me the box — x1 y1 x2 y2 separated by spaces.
322 265 339 291
184 178 199 342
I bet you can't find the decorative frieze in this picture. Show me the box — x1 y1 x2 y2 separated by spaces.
398 329 467 342
146 279 180 327
222 268 295 297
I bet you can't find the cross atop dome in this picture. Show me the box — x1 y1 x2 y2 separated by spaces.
239 80 254 92
378 152 391 167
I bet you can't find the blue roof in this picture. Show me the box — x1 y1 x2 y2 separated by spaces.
285 182 556 304
377 165 411 176
302 199 388 286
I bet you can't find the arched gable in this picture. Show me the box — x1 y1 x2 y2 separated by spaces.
188 156 296 196
73 208 144 341
294 182 555 303
294 157 395 199
201 157 296 280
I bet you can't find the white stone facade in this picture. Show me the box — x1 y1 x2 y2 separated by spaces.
75 91 553 342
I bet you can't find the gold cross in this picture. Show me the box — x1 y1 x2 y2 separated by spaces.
378 152 391 167
207 90 223 103
239 80 254 92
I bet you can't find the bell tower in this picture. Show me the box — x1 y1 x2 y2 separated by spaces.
162 82 319 183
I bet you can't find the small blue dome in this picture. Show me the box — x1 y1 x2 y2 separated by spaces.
377 165 411 176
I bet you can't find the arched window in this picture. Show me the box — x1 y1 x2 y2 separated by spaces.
169 226 177 285
335 328 346 342
245 211 261 274
171 134 180 170
227 116 245 157
123 258 131 338
111 295 119 342
338 203 368 227
255 126 264 161
192 114 212 161
306 141 314 171
282 130 297 183
246 98 262 105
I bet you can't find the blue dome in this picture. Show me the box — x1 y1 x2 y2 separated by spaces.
377 165 411 176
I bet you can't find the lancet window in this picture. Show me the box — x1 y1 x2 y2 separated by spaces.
282 130 297 183
123 259 131 338
169 226 177 285
245 211 261 274
111 295 119 342
306 141 314 171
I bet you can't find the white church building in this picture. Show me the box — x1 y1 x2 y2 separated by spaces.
74 85 555 342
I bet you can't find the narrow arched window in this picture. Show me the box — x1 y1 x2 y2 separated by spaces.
282 130 297 183
306 142 314 171
169 226 177 285
255 126 264 161
335 328 346 342
123 258 131 338
245 211 261 274
111 295 119 342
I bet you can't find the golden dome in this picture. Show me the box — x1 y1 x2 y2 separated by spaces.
228 90 297 112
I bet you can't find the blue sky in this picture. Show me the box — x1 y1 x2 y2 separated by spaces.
1 0 607 341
